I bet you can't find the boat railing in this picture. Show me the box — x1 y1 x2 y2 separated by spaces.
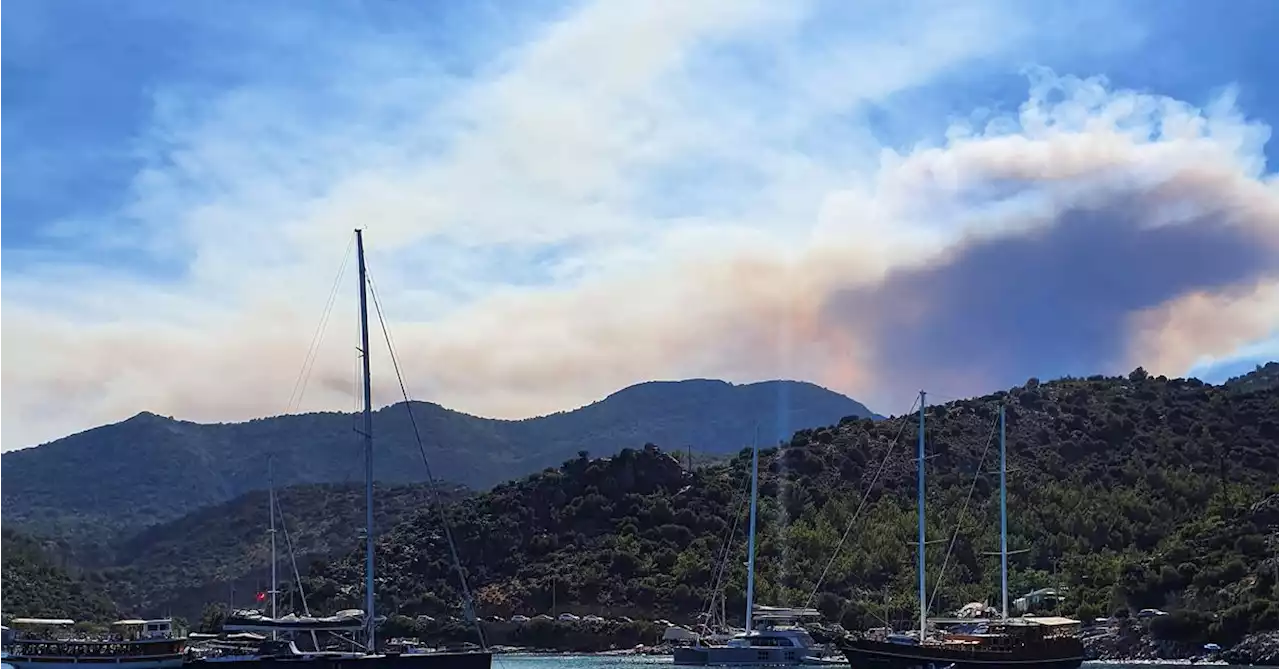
5 638 187 658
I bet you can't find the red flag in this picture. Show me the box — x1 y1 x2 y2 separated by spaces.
256 591 266 603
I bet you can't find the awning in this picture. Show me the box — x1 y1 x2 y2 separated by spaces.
223 610 365 633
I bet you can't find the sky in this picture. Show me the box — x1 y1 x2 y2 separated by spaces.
2 0 1278 451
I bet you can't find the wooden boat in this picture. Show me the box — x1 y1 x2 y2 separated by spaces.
841 616 1084 668
839 397 1084 669
2 618 186 669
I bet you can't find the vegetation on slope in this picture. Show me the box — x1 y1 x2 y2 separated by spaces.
2 379 873 548
96 482 470 618
1222 361 1278 395
298 369 1277 648
1 529 118 622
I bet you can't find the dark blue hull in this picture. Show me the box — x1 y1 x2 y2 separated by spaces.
841 638 1083 669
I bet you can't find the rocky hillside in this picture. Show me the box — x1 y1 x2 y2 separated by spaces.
3 379 875 550
300 369 1277 649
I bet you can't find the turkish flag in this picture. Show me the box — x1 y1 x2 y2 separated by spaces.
256 592 267 603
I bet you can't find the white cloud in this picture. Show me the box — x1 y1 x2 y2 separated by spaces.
2 0 1276 449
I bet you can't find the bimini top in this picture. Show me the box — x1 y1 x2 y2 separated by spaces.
1014 616 1080 627
223 609 365 633
751 605 822 621
930 615 1081 627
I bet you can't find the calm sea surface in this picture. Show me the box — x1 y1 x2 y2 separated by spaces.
485 657 1263 668
1 656 1270 669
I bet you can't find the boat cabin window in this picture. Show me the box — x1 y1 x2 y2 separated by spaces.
748 636 795 647
139 621 171 639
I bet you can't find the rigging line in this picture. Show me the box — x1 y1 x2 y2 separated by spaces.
926 404 1001 614
700 460 755 627
287 233 355 414
803 393 922 611
365 274 492 654
273 497 321 651
708 469 752 613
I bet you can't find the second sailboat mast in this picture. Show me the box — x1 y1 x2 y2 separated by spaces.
1000 403 1009 619
356 229 376 651
744 428 760 634
917 390 927 642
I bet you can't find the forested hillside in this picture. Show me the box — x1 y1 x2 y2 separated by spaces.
1223 361 1278 395
300 369 1277 647
99 482 471 617
1 529 118 622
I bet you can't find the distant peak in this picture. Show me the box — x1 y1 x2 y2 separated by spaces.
621 378 729 389
121 411 179 426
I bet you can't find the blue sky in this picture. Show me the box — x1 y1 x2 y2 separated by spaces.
3 0 1277 448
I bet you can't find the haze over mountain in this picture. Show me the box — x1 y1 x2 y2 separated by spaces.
2 378 875 545
3 0 1277 453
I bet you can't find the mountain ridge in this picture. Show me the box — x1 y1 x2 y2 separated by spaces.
17 379 881 444
2 378 876 550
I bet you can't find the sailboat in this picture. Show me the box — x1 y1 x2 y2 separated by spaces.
839 394 1084 669
673 434 825 666
192 230 491 669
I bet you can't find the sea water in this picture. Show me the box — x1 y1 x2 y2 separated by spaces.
486 656 1264 668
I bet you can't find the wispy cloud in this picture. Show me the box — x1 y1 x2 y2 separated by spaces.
3 0 1276 449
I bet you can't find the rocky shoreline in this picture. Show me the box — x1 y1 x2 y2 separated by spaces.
1220 631 1280 667
1083 626 1277 666
398 616 1278 665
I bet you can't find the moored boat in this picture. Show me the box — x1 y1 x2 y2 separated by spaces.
2 618 186 669
671 431 825 666
841 615 1084 668
837 396 1084 669
184 230 491 669
673 607 828 665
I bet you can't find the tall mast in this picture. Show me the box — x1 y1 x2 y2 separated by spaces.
999 403 1009 619
269 457 278 639
917 391 927 642
356 229 376 651
744 427 760 634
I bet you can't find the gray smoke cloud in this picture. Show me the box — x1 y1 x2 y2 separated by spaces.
825 190 1276 403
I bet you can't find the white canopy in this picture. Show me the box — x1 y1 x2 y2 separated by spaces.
662 626 700 642
223 609 365 633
